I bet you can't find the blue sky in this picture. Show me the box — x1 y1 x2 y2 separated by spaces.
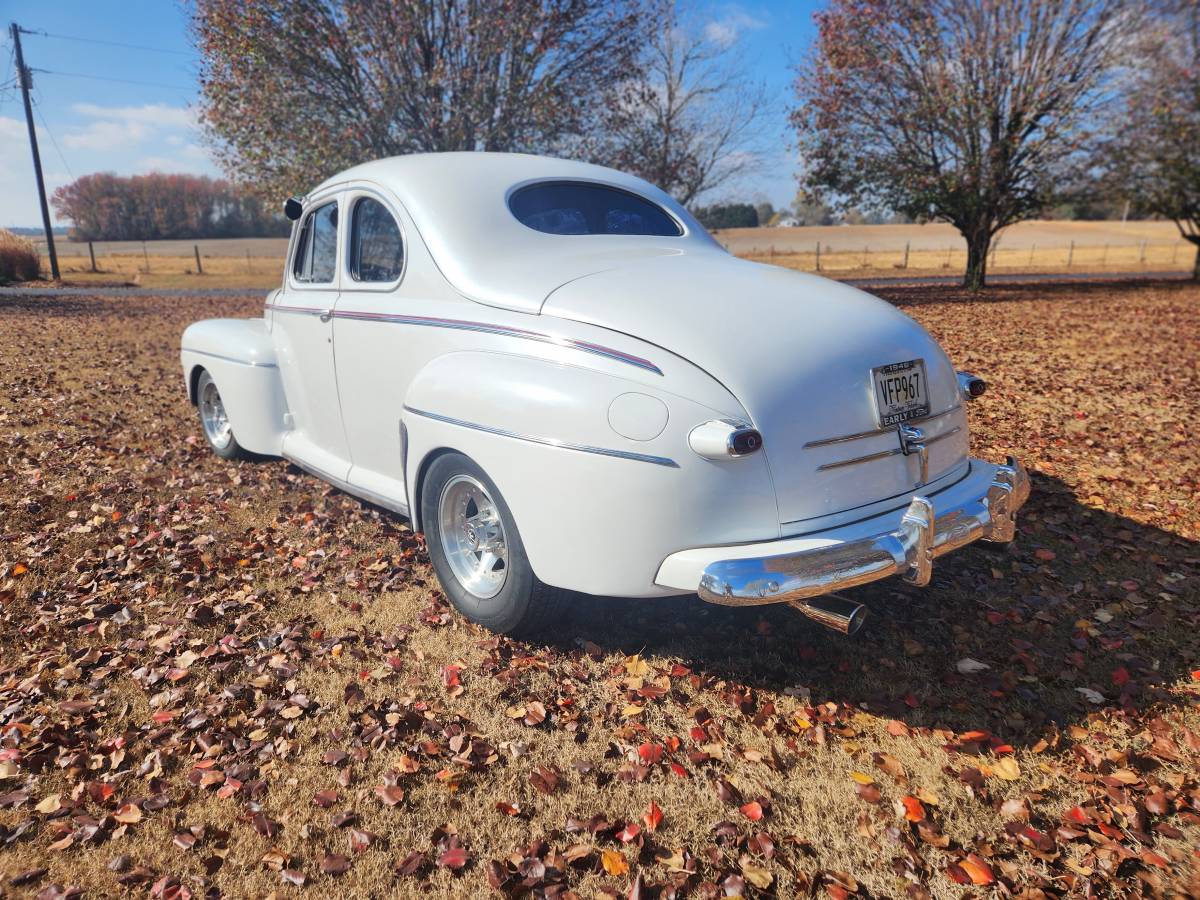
1 1 819 228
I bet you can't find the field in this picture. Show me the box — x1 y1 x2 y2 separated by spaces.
1 281 1199 897
25 221 1200 290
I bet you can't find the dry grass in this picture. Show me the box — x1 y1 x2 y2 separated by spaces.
0 282 1198 897
741 242 1197 278
0 230 41 284
45 253 284 291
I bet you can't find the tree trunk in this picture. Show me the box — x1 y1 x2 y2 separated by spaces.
963 229 992 291
1192 239 1200 280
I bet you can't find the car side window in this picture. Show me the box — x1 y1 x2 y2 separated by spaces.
350 197 404 282
292 201 338 283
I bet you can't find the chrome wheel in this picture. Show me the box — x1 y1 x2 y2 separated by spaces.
437 474 508 599
199 376 232 450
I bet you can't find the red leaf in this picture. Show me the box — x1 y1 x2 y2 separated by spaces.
637 743 663 764
1111 666 1131 686
616 822 641 843
739 801 764 821
437 846 471 870
901 796 925 822
642 801 663 832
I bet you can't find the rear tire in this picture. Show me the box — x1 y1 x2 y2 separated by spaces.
196 369 250 460
421 452 562 636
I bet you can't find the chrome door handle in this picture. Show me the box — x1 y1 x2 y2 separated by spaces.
319 310 332 323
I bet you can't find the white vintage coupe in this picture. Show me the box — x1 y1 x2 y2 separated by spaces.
181 153 1029 636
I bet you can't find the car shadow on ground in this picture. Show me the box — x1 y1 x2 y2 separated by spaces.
541 470 1199 748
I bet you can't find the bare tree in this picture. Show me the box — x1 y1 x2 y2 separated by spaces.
792 0 1134 289
596 5 769 206
192 0 654 200
1101 0 1200 278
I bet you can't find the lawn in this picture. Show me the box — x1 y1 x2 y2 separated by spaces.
0 281 1197 898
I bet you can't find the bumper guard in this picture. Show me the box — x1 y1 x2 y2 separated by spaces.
698 456 1030 606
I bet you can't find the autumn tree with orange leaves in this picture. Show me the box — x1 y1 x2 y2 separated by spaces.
792 0 1134 289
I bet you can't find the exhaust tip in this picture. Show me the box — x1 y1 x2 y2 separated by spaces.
788 594 868 635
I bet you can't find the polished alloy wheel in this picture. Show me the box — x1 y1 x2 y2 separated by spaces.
437 473 508 599
199 378 233 449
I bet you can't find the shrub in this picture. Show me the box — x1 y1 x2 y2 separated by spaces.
0 229 41 283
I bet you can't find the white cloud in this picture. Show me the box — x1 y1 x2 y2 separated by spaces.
61 103 196 151
62 119 151 151
72 103 196 129
137 144 211 172
703 7 768 48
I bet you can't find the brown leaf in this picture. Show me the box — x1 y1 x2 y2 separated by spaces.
320 853 351 875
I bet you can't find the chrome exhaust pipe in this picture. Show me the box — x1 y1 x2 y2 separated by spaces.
787 594 867 635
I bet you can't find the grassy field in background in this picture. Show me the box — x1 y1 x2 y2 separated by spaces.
0 282 1198 896
23 220 1198 291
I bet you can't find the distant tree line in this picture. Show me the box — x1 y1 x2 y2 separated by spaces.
51 174 289 241
691 203 760 230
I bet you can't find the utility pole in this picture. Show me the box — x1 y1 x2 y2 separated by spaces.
10 22 60 280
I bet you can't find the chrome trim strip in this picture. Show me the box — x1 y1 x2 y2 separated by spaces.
804 403 962 449
269 303 328 318
403 406 678 468
283 452 411 518
817 426 961 471
181 347 278 368
267 304 662 375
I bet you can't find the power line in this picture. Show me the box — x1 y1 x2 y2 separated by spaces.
31 89 75 181
32 68 192 91
22 29 192 57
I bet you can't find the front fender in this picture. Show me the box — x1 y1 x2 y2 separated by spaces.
180 318 288 456
402 351 780 597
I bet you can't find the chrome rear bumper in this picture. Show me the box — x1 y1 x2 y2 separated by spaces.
696 457 1030 606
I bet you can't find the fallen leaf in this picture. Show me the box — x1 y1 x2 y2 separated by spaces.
601 849 629 876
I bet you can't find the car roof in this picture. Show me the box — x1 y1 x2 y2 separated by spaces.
312 152 722 313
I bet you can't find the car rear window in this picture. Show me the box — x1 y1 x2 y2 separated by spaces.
509 181 682 237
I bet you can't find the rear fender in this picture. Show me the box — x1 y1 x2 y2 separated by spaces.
180 318 288 456
401 351 778 597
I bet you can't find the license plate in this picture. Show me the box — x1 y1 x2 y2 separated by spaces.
872 359 930 426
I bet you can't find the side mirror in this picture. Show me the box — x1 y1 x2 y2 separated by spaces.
284 197 304 221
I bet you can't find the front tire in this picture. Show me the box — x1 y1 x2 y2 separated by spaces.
196 369 249 460
421 452 562 636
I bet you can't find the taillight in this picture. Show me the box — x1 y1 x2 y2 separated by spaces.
689 419 763 459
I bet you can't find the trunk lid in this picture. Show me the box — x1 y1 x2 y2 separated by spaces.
541 252 968 528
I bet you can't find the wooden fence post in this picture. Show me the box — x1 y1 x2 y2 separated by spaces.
1028 244 1035 266
142 240 150 273
815 242 821 271
902 241 910 269
1138 241 1146 264
246 249 253 274
194 245 203 275
1067 241 1074 267
88 241 97 273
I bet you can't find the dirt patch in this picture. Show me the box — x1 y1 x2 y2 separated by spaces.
0 282 1197 897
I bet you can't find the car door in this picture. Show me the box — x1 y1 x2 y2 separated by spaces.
333 187 413 510
272 191 352 480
